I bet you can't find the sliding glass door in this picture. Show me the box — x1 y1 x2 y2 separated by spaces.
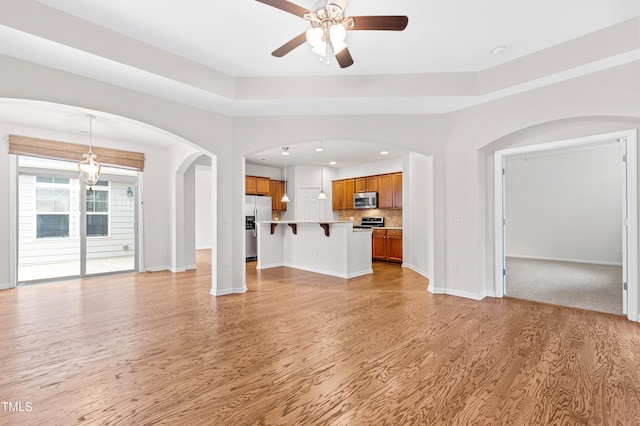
17 157 138 284
18 174 82 281
84 179 137 275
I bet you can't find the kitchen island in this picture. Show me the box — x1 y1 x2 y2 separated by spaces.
256 221 373 279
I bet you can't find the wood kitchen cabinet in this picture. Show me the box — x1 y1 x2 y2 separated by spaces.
246 176 270 195
331 179 355 210
392 173 402 208
378 173 402 209
269 180 287 211
355 177 379 193
387 229 403 262
333 172 401 210
372 229 388 260
372 229 403 263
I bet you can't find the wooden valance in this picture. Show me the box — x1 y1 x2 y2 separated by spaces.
8 135 145 171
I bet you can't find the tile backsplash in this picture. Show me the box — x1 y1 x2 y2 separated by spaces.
338 209 402 228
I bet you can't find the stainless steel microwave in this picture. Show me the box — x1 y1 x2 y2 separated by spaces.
354 192 377 209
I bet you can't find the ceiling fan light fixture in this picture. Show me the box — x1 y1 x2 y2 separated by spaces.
312 42 327 57
258 0 409 68
306 27 324 47
330 23 346 42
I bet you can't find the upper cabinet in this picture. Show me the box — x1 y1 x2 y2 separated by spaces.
392 173 402 209
333 172 402 210
246 176 270 196
355 177 379 193
332 179 355 210
269 180 287 211
379 173 402 209
377 175 393 208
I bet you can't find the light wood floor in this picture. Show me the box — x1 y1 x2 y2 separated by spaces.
1 250 639 425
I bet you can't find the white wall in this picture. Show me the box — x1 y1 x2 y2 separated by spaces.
404 152 433 278
505 142 623 265
338 158 403 179
287 165 334 221
183 163 196 269
246 163 282 180
195 165 212 249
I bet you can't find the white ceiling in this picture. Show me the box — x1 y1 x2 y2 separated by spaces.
246 140 401 169
32 0 640 76
0 0 639 165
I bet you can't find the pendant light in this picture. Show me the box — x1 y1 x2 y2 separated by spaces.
281 147 290 203
78 114 101 189
318 141 327 200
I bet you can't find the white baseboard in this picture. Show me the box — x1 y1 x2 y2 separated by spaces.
506 255 622 267
210 287 247 296
256 263 283 270
145 265 171 272
283 262 373 279
346 269 374 279
402 263 431 280
259 261 372 279
428 286 488 301
0 283 13 290
155 264 197 273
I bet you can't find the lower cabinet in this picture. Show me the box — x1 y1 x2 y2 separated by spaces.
372 229 403 263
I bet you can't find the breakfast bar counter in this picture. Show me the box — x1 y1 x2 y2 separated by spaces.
256 221 373 279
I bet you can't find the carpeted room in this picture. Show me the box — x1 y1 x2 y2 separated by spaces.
503 140 625 315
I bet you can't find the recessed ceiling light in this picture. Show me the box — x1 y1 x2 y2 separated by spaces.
330 161 337 165
490 45 507 55
315 148 323 152
380 150 389 155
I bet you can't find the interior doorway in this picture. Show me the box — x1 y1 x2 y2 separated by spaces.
17 156 139 283
494 130 638 321
298 187 320 221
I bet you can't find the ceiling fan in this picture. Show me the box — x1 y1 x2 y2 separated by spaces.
256 0 408 68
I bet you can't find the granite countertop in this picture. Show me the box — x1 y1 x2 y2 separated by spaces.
258 220 353 224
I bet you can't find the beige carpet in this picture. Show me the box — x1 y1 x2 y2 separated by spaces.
505 257 623 316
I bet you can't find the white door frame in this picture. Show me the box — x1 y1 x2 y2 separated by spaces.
494 129 638 322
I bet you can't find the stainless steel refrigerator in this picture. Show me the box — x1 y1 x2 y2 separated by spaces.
245 195 272 261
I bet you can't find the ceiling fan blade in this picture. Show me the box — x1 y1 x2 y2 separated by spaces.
272 32 308 57
255 0 311 18
350 16 409 31
335 47 354 68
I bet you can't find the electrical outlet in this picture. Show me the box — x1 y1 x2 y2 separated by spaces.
451 266 458 275
615 247 622 254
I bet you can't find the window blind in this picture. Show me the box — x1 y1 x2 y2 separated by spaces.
8 135 145 171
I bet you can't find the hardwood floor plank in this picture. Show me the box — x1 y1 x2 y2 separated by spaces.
0 252 639 425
